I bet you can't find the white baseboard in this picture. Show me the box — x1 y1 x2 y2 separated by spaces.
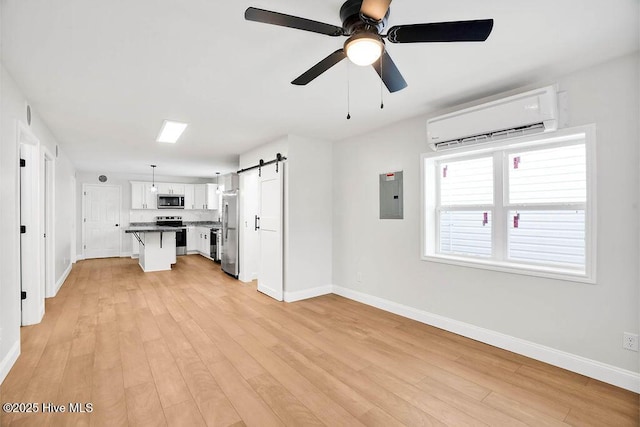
51 263 72 297
120 252 132 258
284 285 333 303
239 272 258 283
76 253 84 261
0 340 20 386
257 284 283 302
331 285 640 393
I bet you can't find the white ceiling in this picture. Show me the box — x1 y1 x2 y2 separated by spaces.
2 0 638 177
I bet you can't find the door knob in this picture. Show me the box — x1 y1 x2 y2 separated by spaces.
115 224 119 227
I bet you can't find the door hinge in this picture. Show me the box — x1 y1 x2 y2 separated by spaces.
84 191 87 196
84 245 86 249
21 291 26 300
44 233 46 238
83 218 86 223
20 159 26 167
20 225 26 234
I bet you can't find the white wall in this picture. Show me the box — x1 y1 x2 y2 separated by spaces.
54 151 74 280
332 53 639 374
286 135 333 294
75 172 216 257
0 64 76 384
239 135 333 298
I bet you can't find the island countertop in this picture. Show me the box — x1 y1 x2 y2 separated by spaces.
124 225 182 233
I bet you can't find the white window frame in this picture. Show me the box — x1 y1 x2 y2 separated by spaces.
421 124 597 284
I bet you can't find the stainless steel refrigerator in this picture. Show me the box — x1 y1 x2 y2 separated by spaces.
221 190 239 278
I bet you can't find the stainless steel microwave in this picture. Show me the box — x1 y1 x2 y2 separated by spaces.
157 194 185 209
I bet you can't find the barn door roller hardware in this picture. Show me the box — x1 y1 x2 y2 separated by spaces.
237 153 287 176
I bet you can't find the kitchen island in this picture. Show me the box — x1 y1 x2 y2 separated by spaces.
124 226 178 272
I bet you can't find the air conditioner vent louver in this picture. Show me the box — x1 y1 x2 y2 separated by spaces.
427 86 559 151
433 123 546 150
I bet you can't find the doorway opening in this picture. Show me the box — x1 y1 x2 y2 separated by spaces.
18 121 54 326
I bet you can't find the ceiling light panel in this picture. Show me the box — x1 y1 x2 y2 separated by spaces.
156 120 188 143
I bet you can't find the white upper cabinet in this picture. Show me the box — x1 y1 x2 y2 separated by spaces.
194 184 206 210
184 184 195 210
205 184 219 210
131 182 146 209
131 181 215 210
170 183 185 194
143 183 157 209
131 182 158 209
193 184 218 210
156 183 185 194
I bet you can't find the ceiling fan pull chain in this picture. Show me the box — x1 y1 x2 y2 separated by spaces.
346 61 351 120
380 54 384 109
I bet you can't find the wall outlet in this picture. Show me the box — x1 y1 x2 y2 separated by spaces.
623 332 639 351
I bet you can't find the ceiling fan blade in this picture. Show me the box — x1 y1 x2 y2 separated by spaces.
245 7 344 37
387 19 494 43
360 0 392 22
372 51 407 93
292 49 347 86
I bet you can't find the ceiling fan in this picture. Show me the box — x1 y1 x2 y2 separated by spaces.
245 0 494 93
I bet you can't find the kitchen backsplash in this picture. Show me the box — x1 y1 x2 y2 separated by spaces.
129 209 219 223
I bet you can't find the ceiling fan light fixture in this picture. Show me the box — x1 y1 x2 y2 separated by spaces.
344 32 383 66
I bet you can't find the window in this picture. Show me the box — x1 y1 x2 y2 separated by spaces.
422 126 595 282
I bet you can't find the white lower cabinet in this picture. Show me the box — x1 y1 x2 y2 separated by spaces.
186 226 198 252
198 227 210 255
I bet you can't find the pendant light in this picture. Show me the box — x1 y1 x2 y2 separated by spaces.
150 164 158 192
215 172 221 194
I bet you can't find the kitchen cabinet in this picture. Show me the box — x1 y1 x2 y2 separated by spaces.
194 226 209 255
205 184 219 210
193 184 219 210
131 182 157 209
157 183 185 195
221 173 238 192
194 185 206 210
144 184 157 209
131 182 145 209
186 226 198 252
184 184 195 210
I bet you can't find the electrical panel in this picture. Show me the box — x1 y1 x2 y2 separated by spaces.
379 171 403 219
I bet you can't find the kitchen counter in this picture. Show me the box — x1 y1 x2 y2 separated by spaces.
125 225 184 232
184 221 222 228
123 226 177 272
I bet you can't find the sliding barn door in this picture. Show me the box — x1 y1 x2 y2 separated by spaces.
258 163 284 301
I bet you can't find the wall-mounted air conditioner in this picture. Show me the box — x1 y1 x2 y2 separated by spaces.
427 85 559 151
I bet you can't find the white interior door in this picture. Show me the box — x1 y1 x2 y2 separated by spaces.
83 185 121 259
20 142 45 326
258 163 284 301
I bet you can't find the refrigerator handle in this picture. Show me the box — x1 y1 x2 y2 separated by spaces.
254 215 260 231
224 203 229 240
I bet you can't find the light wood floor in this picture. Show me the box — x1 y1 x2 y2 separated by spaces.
0 256 638 426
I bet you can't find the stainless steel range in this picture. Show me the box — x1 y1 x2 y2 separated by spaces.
156 216 186 255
